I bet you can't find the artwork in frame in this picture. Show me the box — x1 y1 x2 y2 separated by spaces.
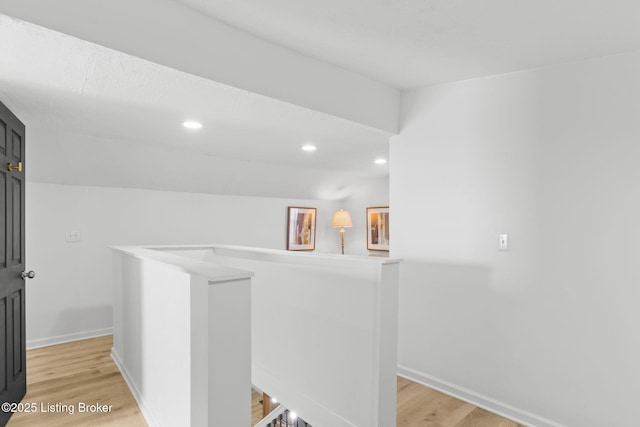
367 206 390 251
287 207 317 251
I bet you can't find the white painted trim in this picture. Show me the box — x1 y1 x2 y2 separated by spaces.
26 328 113 350
111 245 254 282
254 405 287 427
148 244 402 265
111 349 160 427
397 365 565 427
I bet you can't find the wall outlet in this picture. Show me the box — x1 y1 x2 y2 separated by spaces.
498 233 509 251
65 230 82 243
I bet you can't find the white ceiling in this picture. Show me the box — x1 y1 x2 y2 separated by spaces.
3 2 640 199
0 15 390 199
177 0 640 89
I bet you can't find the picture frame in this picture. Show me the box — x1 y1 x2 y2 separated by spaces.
366 206 389 251
286 207 317 251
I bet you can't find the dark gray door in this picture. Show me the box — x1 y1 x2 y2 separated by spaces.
0 100 26 426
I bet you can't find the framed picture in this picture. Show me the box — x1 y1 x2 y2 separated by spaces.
287 207 317 251
367 206 389 251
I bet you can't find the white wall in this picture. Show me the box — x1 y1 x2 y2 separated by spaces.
25 182 343 347
112 249 252 427
392 50 640 427
340 176 390 256
165 246 399 427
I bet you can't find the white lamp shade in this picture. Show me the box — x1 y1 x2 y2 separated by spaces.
331 210 353 228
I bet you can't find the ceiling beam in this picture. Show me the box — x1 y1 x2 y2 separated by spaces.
0 0 399 133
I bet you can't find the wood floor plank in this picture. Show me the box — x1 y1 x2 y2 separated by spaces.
397 376 476 427
454 407 523 427
251 391 264 425
7 336 147 427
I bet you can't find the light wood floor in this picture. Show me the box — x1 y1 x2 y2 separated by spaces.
251 379 524 427
395 377 524 427
7 335 146 427
8 336 523 426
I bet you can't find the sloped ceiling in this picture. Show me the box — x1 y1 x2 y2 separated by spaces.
0 15 391 200
177 0 640 89
4 1 640 200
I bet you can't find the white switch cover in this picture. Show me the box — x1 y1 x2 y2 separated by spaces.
498 234 509 251
65 230 82 243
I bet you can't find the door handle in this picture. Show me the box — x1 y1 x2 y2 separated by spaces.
7 162 22 172
21 271 35 279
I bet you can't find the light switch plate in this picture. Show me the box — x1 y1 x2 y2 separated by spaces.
65 230 82 243
498 234 509 251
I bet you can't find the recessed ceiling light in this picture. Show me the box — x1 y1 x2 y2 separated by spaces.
374 158 387 164
182 121 202 129
302 144 317 152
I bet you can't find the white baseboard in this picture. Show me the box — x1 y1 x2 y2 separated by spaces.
397 365 564 427
26 328 113 350
111 349 160 427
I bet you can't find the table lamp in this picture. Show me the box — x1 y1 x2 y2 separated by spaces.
331 209 353 255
